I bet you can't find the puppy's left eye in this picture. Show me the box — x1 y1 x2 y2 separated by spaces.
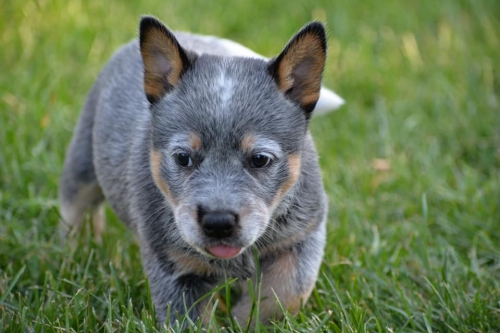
250 153 271 168
174 152 193 167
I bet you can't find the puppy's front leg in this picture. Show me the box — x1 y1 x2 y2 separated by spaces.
232 231 325 326
142 249 218 326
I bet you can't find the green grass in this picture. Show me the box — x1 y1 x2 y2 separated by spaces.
1 0 499 331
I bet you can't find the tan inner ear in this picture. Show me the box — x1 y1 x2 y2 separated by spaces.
277 33 325 107
141 27 184 101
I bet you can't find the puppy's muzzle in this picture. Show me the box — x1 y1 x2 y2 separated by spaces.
198 209 238 239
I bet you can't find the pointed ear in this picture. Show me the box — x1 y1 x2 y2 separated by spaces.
139 16 192 104
269 22 327 113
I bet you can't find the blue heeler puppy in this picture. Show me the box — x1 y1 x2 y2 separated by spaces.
59 16 342 326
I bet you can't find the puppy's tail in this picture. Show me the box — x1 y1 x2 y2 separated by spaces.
314 87 345 115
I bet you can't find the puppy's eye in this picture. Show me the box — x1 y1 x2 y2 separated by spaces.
174 152 192 167
250 153 271 168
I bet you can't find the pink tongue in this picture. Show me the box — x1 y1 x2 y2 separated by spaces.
206 245 241 259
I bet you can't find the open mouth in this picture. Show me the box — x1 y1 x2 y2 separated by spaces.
206 244 242 259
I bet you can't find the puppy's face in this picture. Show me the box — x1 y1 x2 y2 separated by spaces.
140 17 326 259
149 57 306 259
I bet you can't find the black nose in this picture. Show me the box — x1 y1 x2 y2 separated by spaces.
199 210 238 239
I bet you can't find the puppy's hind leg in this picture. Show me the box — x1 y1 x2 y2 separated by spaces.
59 83 105 241
90 203 106 243
59 148 105 241
59 179 105 241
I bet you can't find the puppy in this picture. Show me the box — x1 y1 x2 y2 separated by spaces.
59 16 341 326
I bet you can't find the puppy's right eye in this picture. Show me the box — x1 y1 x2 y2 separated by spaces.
174 152 192 167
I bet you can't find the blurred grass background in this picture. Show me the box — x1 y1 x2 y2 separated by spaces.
0 0 499 331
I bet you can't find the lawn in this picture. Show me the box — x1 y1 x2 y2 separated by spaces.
1 0 499 331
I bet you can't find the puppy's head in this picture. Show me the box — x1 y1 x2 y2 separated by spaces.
140 16 326 259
